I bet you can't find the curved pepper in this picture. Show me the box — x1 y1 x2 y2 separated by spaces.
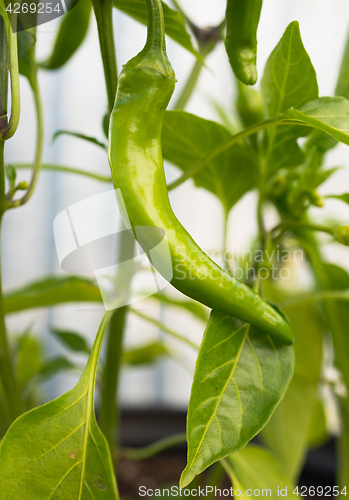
108 0 294 346
225 0 263 85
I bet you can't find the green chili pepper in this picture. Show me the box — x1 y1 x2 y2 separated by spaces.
108 0 294 346
225 0 263 85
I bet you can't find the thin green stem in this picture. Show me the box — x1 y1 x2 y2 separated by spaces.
222 207 230 272
167 115 287 191
173 56 203 110
8 69 43 208
130 308 199 350
144 0 166 53
99 306 127 460
11 163 112 183
121 432 186 461
91 0 118 113
0 141 21 423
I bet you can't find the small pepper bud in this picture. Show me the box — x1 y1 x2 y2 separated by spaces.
334 226 349 246
308 190 324 208
16 181 29 191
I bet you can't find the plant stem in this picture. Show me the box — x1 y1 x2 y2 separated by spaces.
121 432 186 461
174 23 224 110
0 141 21 424
11 163 112 183
222 207 230 272
91 0 118 113
99 306 127 459
130 308 199 350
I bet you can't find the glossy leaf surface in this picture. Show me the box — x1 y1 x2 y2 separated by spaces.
162 111 258 212
180 311 294 487
0 312 118 499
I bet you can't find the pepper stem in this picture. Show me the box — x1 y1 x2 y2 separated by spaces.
132 0 174 77
144 0 166 54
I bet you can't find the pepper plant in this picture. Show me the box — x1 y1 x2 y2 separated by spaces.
0 0 348 498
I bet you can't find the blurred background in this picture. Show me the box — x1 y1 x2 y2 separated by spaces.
3 0 349 410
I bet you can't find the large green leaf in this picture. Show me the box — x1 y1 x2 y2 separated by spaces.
0 312 118 499
180 311 294 487
260 299 323 481
114 0 200 60
40 0 92 70
223 445 297 498
162 111 258 212
4 276 102 314
261 21 318 173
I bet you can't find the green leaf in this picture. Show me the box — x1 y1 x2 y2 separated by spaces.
114 0 200 60
4 276 102 315
40 0 92 70
122 342 168 365
149 292 208 322
285 97 349 146
335 26 349 99
262 21 318 118
326 193 349 204
223 444 297 498
162 111 258 212
180 311 294 487
0 312 118 499
261 21 318 174
260 299 324 481
52 130 108 151
51 328 91 354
